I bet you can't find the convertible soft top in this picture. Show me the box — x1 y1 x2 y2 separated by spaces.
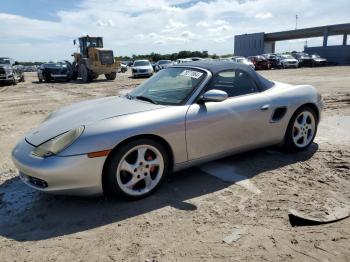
174 60 275 91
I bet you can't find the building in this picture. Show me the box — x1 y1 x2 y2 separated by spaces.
234 23 350 64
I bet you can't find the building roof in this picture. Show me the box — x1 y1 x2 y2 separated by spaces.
265 23 350 41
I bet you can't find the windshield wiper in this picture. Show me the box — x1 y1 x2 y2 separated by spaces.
135 95 158 105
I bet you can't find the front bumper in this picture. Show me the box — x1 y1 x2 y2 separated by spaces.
132 71 152 77
12 139 105 196
0 74 14 81
51 74 69 78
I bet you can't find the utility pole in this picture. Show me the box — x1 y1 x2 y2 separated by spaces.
295 14 298 30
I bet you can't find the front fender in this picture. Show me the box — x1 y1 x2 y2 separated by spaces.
58 106 189 164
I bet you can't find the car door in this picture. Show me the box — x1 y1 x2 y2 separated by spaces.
185 69 276 161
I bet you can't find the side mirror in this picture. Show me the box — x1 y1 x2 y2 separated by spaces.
73 39 76 45
199 89 228 103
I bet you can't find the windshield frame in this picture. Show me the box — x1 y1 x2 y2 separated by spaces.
128 66 211 106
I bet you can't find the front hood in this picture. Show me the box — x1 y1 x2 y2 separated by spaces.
134 66 152 70
26 96 165 146
282 59 297 62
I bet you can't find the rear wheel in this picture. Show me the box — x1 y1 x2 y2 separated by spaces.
19 74 25 82
283 106 318 152
104 138 169 199
105 72 116 80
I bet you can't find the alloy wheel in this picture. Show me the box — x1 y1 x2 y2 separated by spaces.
292 111 316 148
116 145 164 196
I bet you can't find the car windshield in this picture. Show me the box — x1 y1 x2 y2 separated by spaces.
134 61 150 67
0 58 10 64
158 60 172 65
128 67 207 105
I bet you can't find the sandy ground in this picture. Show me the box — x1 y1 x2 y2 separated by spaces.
0 67 349 261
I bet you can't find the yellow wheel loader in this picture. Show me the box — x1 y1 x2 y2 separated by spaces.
72 36 120 83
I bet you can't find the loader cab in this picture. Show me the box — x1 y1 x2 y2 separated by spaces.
78 36 104 58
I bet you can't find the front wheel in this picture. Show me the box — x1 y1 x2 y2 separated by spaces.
283 106 318 152
104 139 169 199
79 64 92 83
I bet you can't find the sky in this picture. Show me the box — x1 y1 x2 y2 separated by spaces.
0 0 349 61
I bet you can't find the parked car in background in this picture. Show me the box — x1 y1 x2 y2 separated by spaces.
176 58 192 64
155 60 173 72
292 52 313 67
311 54 327 66
38 61 75 82
218 58 232 62
230 56 255 69
248 56 270 70
262 53 281 69
279 54 299 68
131 60 154 78
120 62 128 73
188 57 204 61
24 65 38 72
12 60 323 199
0 57 25 85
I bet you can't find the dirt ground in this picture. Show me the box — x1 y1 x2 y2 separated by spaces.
0 67 349 262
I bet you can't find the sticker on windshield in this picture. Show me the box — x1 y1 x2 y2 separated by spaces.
180 70 203 79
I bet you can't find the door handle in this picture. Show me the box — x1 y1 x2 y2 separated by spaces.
260 104 270 111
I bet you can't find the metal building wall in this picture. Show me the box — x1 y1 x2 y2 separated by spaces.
234 33 265 56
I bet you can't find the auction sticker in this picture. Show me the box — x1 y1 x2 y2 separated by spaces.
180 70 203 79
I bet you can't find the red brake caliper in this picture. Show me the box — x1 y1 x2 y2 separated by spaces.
146 153 155 172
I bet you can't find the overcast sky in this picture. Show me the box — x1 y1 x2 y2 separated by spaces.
0 0 349 61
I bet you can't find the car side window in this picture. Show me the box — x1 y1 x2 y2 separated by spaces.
207 70 258 97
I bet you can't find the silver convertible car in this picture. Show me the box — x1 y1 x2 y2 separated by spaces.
12 61 324 199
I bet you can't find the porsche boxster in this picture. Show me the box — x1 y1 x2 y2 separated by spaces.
12 61 324 199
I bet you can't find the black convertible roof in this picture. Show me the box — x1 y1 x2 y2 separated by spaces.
174 60 275 91
176 60 249 74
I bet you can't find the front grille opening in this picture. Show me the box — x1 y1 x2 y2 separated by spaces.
29 176 48 188
21 173 48 188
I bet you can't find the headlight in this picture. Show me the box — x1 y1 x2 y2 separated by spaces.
5 68 13 74
32 126 84 157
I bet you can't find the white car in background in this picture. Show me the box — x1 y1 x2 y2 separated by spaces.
230 56 255 70
279 54 299 68
176 58 192 64
131 60 154 78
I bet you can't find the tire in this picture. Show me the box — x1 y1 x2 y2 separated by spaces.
12 77 18 85
105 72 117 80
283 106 318 152
79 64 92 83
104 138 170 200
44 72 51 83
20 74 25 82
